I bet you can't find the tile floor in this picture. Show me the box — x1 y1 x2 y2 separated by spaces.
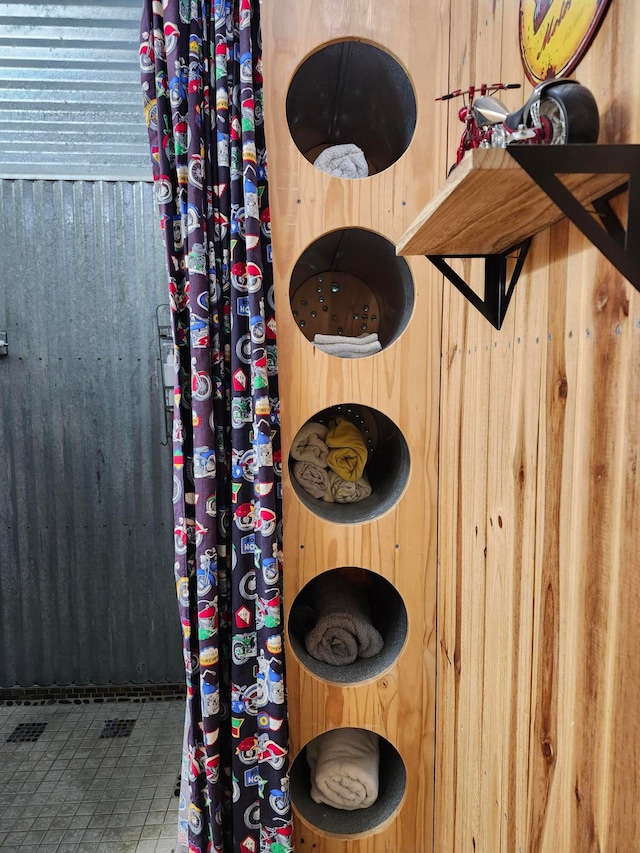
0 698 184 852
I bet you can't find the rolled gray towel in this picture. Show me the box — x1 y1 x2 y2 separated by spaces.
292 460 333 501
304 573 383 665
328 470 372 504
313 332 382 359
290 421 329 466
313 143 369 179
313 333 379 347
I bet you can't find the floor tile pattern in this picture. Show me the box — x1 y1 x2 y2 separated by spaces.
0 699 184 852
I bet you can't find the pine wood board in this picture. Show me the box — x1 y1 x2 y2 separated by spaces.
438 231 640 853
396 147 628 258
262 1 449 850
290 271 381 340
435 2 640 852
262 1 640 852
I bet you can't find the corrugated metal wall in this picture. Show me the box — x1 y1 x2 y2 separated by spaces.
0 0 153 180
0 178 183 686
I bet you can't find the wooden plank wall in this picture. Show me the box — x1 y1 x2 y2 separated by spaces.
264 0 639 850
437 2 640 851
262 2 448 850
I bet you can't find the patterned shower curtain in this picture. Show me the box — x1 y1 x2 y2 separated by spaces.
140 2 293 851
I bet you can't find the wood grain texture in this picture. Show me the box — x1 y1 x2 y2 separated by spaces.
263 0 639 850
396 149 628 257
290 272 381 341
262 1 448 850
436 1 640 851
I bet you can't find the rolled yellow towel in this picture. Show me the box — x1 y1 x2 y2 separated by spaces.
325 417 368 482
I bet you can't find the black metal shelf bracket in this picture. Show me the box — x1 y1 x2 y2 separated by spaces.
427 238 532 330
426 145 639 330
508 144 640 292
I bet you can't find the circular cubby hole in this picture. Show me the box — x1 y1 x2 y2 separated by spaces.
290 229 414 349
290 729 406 836
289 404 410 524
286 41 416 176
288 568 407 684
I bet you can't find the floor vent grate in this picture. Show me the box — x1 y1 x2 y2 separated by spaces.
6 721 48 742
99 718 137 738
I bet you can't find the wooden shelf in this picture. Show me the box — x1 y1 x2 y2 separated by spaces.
396 147 628 257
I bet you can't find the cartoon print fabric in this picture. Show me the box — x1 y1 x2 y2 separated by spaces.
140 2 293 851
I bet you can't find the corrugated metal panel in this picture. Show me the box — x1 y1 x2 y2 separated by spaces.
0 1 154 180
0 178 183 686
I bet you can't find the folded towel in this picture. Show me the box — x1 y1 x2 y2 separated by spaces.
292 460 333 501
314 339 382 358
325 417 368 482
313 144 369 179
328 469 372 503
290 421 329 466
313 332 382 359
313 333 379 347
304 572 383 665
307 728 380 810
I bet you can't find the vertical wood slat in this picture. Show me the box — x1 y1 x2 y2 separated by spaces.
437 1 640 851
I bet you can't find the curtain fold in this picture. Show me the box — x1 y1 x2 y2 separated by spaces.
140 2 293 850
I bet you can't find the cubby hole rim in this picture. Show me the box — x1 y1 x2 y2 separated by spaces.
288 226 417 351
287 405 412 526
285 566 409 686
289 726 408 839
284 37 419 178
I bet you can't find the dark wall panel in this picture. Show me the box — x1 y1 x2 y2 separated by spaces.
0 178 182 686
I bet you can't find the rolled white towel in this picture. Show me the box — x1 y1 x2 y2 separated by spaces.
307 728 380 811
313 144 369 179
